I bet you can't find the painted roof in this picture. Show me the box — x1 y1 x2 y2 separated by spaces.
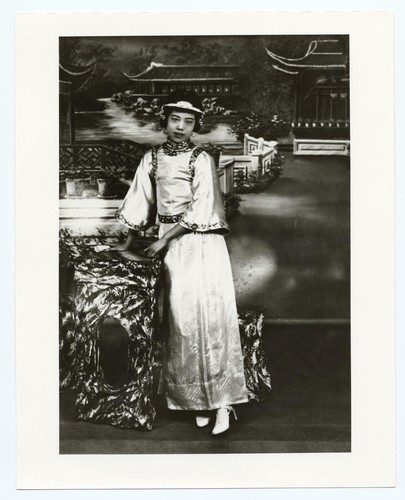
266 40 348 73
124 62 239 81
59 61 96 90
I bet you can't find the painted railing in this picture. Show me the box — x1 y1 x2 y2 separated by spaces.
217 158 235 195
60 140 145 173
243 133 278 156
221 133 278 178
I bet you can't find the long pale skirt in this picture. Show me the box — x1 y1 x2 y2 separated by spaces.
158 223 249 410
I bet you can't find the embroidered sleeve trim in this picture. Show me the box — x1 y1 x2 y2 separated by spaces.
115 210 148 231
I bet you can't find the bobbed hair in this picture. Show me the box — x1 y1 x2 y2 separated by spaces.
159 90 204 132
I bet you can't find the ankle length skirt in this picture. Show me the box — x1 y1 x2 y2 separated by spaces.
158 223 249 410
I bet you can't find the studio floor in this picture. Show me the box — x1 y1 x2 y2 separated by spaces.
60 323 351 454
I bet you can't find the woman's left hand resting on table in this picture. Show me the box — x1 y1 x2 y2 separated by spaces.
144 223 190 258
144 237 169 258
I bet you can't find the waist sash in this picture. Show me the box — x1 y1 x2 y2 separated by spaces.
158 213 184 224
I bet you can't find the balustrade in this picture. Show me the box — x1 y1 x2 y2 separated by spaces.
221 133 278 179
60 140 145 175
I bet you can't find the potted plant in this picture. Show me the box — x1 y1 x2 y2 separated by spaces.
96 165 128 198
62 168 88 198
96 172 117 199
59 172 67 198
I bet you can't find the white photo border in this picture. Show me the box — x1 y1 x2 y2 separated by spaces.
15 10 395 490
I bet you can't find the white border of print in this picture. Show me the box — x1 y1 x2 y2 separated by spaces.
15 11 395 489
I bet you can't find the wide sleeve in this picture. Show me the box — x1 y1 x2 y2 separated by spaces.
115 151 157 230
179 150 229 234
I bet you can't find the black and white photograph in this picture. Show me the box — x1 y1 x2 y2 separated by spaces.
58 34 351 455
14 10 396 491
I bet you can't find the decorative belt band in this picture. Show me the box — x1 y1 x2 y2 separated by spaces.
158 213 184 223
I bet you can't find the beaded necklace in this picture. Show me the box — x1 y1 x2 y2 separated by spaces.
162 139 194 156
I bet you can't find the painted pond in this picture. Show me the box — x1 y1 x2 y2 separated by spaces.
75 98 241 147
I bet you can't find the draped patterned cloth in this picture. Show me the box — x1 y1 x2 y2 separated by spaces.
237 307 272 402
60 293 80 390
67 253 162 430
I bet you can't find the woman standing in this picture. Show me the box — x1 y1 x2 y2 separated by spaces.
114 91 248 435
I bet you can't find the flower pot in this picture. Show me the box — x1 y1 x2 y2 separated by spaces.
97 178 117 199
65 178 85 198
59 180 66 198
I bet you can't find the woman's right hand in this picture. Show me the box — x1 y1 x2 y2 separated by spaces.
108 242 129 252
108 230 138 253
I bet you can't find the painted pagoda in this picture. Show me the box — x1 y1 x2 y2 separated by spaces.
123 62 241 103
266 39 350 155
59 61 96 143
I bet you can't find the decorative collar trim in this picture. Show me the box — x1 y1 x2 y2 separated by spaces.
161 140 194 156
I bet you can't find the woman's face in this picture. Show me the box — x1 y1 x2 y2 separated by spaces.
166 110 196 143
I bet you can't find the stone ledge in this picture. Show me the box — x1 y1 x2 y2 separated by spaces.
294 139 350 156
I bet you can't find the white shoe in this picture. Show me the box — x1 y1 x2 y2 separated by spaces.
196 415 211 428
211 406 237 436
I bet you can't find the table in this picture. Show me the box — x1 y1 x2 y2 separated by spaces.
68 249 162 430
